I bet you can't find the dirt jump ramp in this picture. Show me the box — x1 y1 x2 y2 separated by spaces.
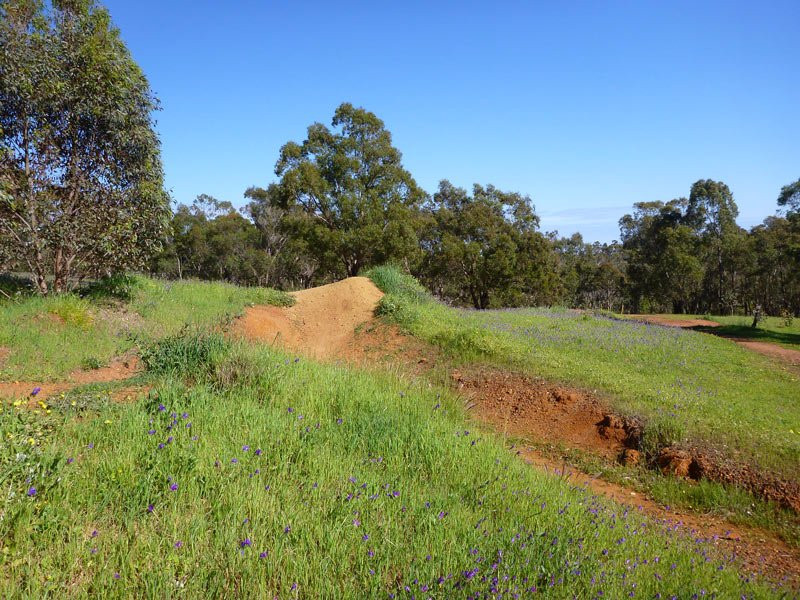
234 276 384 359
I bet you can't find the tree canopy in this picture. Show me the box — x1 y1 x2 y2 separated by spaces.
257 103 427 278
0 0 169 294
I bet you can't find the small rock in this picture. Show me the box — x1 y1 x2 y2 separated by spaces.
657 448 692 477
620 448 641 466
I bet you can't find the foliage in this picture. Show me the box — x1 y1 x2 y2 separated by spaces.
0 0 170 294
140 329 229 376
420 180 558 309
260 103 427 277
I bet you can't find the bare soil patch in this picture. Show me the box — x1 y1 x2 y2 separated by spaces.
234 276 384 360
453 370 637 459
0 354 139 402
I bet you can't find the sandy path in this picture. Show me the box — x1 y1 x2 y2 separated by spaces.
0 355 139 401
233 276 384 359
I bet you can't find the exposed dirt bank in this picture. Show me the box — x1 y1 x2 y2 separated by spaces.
234 276 384 360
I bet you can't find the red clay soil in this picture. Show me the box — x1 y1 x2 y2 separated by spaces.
233 276 385 360
0 354 139 403
453 370 637 460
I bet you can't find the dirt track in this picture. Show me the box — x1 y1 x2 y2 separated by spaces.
233 276 384 359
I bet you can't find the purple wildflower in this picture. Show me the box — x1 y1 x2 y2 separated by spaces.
31 386 41 397
27 487 36 497
170 483 178 491
174 541 183 549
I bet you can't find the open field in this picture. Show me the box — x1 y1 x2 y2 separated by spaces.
1 336 782 598
1 271 799 596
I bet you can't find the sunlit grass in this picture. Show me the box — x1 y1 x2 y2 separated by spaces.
366 266 800 478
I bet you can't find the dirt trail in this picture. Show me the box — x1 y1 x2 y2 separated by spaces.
0 354 139 402
627 314 800 369
234 276 384 359
627 314 720 328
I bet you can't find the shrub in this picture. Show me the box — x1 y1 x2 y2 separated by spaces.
48 295 93 328
640 416 686 463
140 329 229 376
81 274 141 303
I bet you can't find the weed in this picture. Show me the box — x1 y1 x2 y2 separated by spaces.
140 329 229 376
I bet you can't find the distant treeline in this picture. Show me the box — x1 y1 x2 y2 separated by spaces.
149 104 800 316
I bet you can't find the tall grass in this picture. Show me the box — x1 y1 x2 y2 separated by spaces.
0 337 779 597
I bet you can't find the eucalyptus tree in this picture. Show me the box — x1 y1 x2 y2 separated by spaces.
0 0 169 294
261 103 427 278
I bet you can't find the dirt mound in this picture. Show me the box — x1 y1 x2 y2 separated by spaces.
234 276 384 360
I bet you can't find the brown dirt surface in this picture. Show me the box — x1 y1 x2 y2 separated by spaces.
454 369 637 459
517 445 800 587
627 314 721 328
233 276 385 360
0 354 139 402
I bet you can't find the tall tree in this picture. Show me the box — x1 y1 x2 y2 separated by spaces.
0 0 169 294
778 177 800 214
261 103 427 278
685 179 742 313
422 180 553 309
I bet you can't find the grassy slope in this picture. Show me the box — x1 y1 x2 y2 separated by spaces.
366 267 800 478
0 338 777 598
0 276 292 381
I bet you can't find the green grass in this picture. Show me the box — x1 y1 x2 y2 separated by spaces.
365 266 800 480
0 276 292 381
0 336 781 597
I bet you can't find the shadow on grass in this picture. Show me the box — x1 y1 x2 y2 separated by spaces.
694 324 800 348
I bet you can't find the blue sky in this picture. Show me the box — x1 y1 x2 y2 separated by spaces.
105 0 799 242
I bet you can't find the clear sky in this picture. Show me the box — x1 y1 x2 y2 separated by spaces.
104 0 799 243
